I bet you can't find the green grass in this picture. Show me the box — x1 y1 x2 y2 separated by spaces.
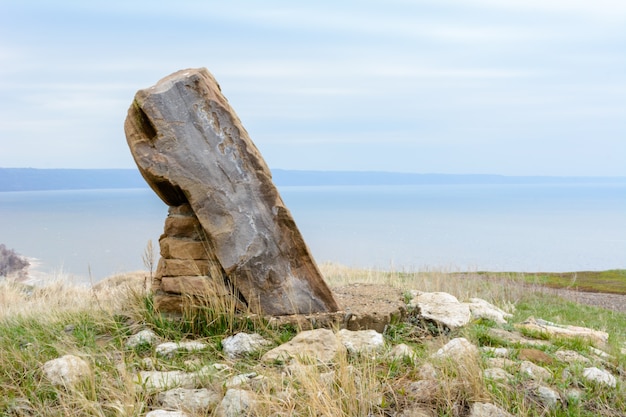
477 270 626 295
1 268 625 416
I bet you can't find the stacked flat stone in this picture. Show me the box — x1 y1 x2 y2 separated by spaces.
153 204 233 312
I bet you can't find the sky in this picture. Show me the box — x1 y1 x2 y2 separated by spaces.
1 1 625 176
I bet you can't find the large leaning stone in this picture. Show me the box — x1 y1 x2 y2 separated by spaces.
125 68 338 315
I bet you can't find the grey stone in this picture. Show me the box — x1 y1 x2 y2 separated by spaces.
535 385 561 408
337 329 385 354
518 317 608 347
216 389 256 417
582 367 617 387
469 402 514 417
155 341 207 357
125 68 338 316
388 343 416 361
125 329 159 349
42 355 91 388
157 388 221 412
520 361 552 381
483 367 514 382
146 411 189 417
411 292 471 330
432 337 479 362
465 298 513 324
261 328 346 364
553 349 591 364
222 332 271 359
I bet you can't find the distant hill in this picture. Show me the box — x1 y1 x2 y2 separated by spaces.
1 167 624 192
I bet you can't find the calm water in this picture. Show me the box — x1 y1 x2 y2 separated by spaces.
1 183 625 282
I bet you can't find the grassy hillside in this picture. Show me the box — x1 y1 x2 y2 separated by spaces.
0 266 624 416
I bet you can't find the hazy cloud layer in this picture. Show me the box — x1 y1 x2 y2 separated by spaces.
1 1 624 175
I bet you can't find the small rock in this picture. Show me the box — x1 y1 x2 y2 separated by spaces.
432 337 479 362
407 379 440 402
520 361 552 381
146 411 189 417
534 385 560 408
411 292 471 330
485 358 516 369
582 367 617 388
157 388 221 412
138 366 212 391
397 406 437 417
469 402 514 417
466 298 513 324
337 329 384 354
565 388 583 403
125 329 159 349
389 343 416 360
416 363 438 380
222 333 271 359
483 368 514 382
517 317 608 347
261 328 345 364
481 347 510 357
225 372 257 388
216 388 256 417
553 349 591 365
42 354 91 388
156 341 208 357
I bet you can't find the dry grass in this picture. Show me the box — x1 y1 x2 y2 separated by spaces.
0 265 624 416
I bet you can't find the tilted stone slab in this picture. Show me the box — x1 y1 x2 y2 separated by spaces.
125 68 338 315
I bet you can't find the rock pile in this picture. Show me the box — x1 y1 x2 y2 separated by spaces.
41 287 623 416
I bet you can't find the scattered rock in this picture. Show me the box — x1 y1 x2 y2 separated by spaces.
485 358 516 369
216 388 256 417
157 387 221 412
520 361 552 381
481 347 510 357
582 367 617 388
389 343 416 361
553 349 591 365
487 328 551 347
225 372 257 388
146 411 189 417
483 368 514 382
261 328 346 364
337 329 385 354
156 341 208 357
517 317 609 347
465 298 513 324
407 379 440 402
416 363 438 380
126 329 159 349
221 333 271 359
469 402 514 417
138 366 212 391
398 406 437 417
432 337 479 362
533 385 561 409
42 355 91 388
411 292 471 330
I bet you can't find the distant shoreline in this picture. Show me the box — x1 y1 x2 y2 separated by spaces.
2 167 625 192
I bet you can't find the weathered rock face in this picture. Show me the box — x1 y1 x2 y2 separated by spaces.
125 68 338 315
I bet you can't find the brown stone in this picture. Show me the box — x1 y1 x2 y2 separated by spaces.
163 215 204 240
519 348 554 365
125 67 338 315
156 259 215 277
159 237 208 260
161 276 230 296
